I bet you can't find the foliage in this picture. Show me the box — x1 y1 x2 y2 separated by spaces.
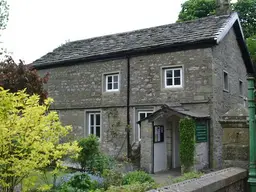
178 0 216 22
169 171 204 184
77 135 115 175
247 35 256 64
233 0 256 38
177 0 256 38
179 118 196 173
54 173 99 192
102 169 123 189
77 135 100 170
0 57 49 103
122 171 154 185
0 0 9 30
0 88 80 192
105 182 158 192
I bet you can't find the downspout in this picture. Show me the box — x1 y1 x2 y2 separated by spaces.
127 56 131 159
151 122 155 174
247 76 256 192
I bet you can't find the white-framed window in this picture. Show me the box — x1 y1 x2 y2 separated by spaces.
223 71 229 91
106 73 119 91
137 111 153 140
164 67 183 88
239 80 243 96
88 112 101 138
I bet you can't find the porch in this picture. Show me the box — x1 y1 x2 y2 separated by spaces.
139 104 210 174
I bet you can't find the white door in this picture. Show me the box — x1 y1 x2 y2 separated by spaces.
172 120 181 168
153 125 166 172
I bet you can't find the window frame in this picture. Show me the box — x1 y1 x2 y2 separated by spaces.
164 67 183 88
223 71 229 92
88 112 101 138
105 73 119 92
137 110 153 141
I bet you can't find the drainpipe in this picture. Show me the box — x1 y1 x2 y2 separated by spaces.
126 57 131 159
247 76 256 192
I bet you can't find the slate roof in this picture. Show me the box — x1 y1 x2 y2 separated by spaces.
137 104 210 124
33 14 232 67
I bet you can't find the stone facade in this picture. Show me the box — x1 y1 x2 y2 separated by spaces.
38 26 248 170
211 28 248 168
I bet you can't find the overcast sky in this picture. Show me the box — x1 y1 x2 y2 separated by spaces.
0 0 188 63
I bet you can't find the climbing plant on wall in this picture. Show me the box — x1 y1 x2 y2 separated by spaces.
179 117 196 173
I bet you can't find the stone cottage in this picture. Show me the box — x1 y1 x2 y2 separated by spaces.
33 12 254 173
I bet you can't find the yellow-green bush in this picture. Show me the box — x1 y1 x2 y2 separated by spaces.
0 88 80 192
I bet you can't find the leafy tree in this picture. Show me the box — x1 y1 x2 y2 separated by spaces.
0 0 9 30
0 88 80 192
178 0 256 38
247 36 256 64
0 57 49 103
177 0 217 22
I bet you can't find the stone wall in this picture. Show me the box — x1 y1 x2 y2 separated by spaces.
211 27 248 168
220 104 249 169
140 120 153 173
148 167 248 192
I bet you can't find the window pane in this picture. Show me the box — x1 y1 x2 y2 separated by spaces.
147 113 152 117
139 113 146 120
90 126 94 134
174 78 181 85
114 82 118 89
90 114 94 126
96 114 100 126
166 70 172 78
166 78 172 86
107 76 112 83
107 83 112 90
239 81 243 95
174 70 180 77
114 75 118 82
224 72 228 90
96 127 100 137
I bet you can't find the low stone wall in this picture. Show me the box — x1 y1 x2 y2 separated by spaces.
148 167 248 192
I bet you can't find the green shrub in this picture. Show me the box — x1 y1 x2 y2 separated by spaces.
102 169 123 189
49 173 98 192
86 153 115 176
77 135 100 170
105 182 158 192
122 171 154 185
179 118 196 173
170 171 204 184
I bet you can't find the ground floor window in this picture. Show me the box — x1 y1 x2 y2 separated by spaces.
88 112 101 138
137 111 153 140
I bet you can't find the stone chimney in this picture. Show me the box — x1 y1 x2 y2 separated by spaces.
216 0 231 15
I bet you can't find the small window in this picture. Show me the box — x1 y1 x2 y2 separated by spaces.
223 71 229 91
164 67 182 88
88 112 101 138
137 111 153 140
106 74 119 91
239 80 243 96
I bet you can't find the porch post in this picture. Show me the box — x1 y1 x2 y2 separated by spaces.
247 76 256 192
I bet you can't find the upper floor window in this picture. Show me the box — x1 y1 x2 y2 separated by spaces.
239 80 243 96
164 67 183 88
223 71 229 91
88 112 101 138
106 73 119 92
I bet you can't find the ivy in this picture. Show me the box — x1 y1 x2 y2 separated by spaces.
179 118 196 173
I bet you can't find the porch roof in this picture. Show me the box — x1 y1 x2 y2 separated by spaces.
137 104 210 123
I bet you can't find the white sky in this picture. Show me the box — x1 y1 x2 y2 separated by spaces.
0 0 186 64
